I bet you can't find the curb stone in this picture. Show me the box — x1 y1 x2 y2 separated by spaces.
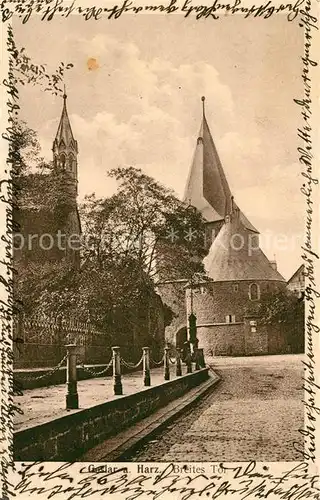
81 368 220 462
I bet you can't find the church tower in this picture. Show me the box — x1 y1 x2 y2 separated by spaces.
184 96 258 249
52 89 81 268
52 88 78 198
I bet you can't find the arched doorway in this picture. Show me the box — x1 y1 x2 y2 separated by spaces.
176 326 187 350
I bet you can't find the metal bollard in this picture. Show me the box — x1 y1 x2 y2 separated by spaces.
164 346 170 380
176 348 182 377
66 344 79 409
186 351 192 374
112 346 123 395
198 348 205 368
143 347 151 386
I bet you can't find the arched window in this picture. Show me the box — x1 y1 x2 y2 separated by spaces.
249 283 260 301
60 153 66 169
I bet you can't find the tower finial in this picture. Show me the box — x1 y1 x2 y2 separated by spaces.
63 84 67 101
201 96 205 116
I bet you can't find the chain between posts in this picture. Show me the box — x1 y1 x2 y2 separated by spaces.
120 354 144 369
17 354 68 381
80 356 113 376
16 346 193 384
150 353 165 366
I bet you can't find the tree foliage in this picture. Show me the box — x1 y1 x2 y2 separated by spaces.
80 166 207 283
13 43 74 96
14 124 206 348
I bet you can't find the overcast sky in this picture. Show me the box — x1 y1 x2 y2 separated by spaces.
14 14 303 279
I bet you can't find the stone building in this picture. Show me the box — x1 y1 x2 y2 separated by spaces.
14 91 81 271
158 97 288 356
287 264 305 298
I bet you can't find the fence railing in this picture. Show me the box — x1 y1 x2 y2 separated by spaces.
13 316 136 368
15 344 206 410
14 316 108 345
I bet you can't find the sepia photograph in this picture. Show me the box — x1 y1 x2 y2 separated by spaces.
9 12 306 467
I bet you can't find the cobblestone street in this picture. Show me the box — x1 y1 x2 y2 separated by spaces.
129 354 304 462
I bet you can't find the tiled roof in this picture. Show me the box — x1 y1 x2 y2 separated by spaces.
203 210 285 282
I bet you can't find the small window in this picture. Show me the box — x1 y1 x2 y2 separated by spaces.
249 320 257 333
225 315 236 323
249 283 260 301
233 284 239 292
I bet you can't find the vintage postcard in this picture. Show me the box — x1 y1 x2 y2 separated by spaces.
0 0 319 498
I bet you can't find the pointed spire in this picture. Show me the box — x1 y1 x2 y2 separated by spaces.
184 97 233 222
53 87 77 152
52 88 79 195
183 98 258 233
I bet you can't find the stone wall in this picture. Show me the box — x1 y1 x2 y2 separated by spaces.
197 323 245 356
158 279 288 356
243 316 268 355
187 280 285 324
14 368 209 461
196 320 286 357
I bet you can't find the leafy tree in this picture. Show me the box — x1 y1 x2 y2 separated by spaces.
80 166 207 282
41 167 205 318
14 146 206 354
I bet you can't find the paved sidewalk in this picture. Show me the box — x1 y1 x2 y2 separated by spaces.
14 364 190 431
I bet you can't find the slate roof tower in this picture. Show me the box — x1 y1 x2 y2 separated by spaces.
52 87 79 197
184 96 258 245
